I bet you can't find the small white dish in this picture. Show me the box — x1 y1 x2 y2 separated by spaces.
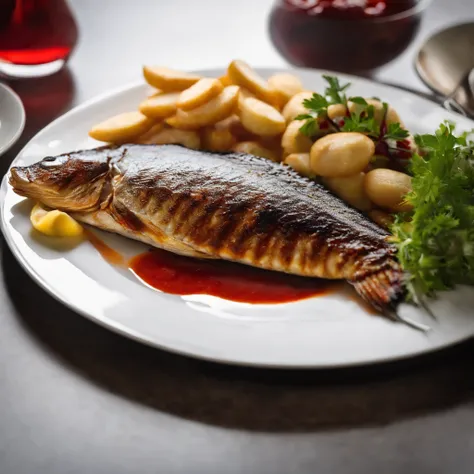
0 82 25 156
2 67 474 369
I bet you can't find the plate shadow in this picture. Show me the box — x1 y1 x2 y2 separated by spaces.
2 238 474 433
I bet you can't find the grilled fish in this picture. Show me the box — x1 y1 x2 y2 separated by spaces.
10 144 413 323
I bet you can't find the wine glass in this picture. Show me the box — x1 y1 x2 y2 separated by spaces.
0 0 78 78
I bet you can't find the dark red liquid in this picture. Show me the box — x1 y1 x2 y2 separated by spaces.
130 249 332 304
269 0 422 73
0 0 78 65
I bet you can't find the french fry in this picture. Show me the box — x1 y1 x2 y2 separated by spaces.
137 127 201 149
218 75 233 86
202 127 236 151
267 73 304 108
166 85 239 129
227 60 276 103
147 89 162 99
89 112 154 143
139 92 180 119
177 78 224 111
237 88 256 111
217 115 257 142
134 122 165 143
143 66 201 91
239 97 286 137
233 141 278 162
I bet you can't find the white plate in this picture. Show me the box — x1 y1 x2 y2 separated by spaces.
0 83 25 156
2 68 474 368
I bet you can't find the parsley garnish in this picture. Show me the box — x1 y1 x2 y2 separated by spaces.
347 96 368 106
384 123 410 141
341 104 379 137
295 75 413 166
322 75 350 105
303 94 329 111
294 76 351 136
391 121 474 299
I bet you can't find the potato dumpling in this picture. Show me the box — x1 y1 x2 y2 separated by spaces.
281 120 313 156
227 60 276 103
233 141 278 162
267 73 304 108
166 85 239 129
310 132 375 178
239 97 286 137
30 203 83 238
139 92 180 119
327 103 347 120
143 66 201 91
137 127 200 149
368 210 394 230
177 78 224 111
364 169 413 212
284 153 312 177
89 112 154 143
348 99 403 126
323 173 372 212
282 91 314 123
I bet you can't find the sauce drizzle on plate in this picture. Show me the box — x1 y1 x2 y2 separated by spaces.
86 230 333 304
84 229 125 266
129 249 332 304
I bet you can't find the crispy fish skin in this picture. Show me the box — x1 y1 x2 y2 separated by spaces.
9 144 404 313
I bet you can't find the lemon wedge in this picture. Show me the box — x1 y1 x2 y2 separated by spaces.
30 203 83 238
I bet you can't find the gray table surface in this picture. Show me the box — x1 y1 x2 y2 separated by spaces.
2 1 474 473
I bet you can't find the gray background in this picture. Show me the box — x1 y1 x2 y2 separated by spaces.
2 1 474 473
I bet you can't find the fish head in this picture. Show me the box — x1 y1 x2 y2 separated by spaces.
9 148 113 212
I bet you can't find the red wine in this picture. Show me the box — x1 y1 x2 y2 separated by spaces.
269 0 422 73
0 0 77 67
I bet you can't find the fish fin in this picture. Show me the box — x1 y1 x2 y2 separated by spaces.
410 280 437 320
352 268 430 332
352 267 404 312
384 310 431 332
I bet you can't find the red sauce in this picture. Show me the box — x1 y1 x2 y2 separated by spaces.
84 229 125 266
129 249 332 304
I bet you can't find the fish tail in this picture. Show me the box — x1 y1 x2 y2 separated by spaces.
352 266 404 312
352 265 430 332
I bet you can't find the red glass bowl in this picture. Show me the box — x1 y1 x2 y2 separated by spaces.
268 0 431 74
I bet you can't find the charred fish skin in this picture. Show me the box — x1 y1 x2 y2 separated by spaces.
9 146 123 212
9 144 404 314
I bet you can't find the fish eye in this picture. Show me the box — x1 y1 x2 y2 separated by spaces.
40 155 68 168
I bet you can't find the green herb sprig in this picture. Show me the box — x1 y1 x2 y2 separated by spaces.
392 122 474 299
295 76 410 154
294 75 352 137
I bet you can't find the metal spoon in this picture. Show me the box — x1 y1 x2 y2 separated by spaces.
415 22 474 118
